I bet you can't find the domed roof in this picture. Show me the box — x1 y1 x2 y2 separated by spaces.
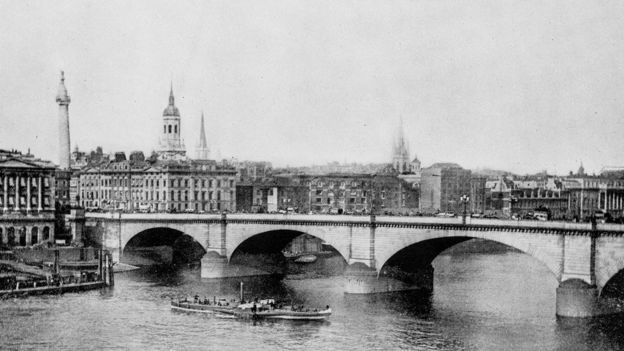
163 104 180 117
163 86 180 117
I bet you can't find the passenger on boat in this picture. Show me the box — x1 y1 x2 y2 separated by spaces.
194 294 199 303
203 297 210 305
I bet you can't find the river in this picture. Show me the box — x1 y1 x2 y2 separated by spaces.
1 251 624 350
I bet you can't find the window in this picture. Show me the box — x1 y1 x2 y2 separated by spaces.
164 125 166 134
174 125 177 133
168 125 172 133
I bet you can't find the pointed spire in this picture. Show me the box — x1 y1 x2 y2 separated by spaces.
195 111 210 160
169 81 175 106
199 112 207 148
163 82 180 116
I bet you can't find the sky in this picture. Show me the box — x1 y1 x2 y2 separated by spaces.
1 0 623 175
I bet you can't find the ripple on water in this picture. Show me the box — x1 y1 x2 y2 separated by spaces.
2 253 624 350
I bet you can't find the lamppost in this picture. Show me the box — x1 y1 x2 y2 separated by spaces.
460 194 470 225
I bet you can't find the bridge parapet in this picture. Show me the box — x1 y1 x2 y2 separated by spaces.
83 213 624 236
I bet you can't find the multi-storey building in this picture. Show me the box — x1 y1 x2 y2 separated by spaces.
565 177 624 221
236 177 309 213
306 173 418 215
75 86 237 213
469 176 487 214
511 182 569 220
420 163 471 214
236 173 419 215
485 176 514 216
0 149 57 246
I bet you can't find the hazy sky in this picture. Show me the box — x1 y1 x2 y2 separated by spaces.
1 0 623 174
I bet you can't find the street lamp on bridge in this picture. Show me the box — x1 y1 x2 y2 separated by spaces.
460 194 470 225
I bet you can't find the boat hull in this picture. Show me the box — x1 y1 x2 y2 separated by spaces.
232 308 332 321
170 300 235 314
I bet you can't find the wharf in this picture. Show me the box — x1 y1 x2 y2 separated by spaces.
0 281 106 298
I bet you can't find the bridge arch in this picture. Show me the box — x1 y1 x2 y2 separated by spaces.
122 227 207 264
229 229 347 262
223 229 348 276
375 228 564 283
378 237 560 284
224 226 351 264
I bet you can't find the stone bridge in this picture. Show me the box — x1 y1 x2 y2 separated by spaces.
84 212 624 317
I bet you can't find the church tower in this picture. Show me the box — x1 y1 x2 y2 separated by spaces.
392 118 411 173
195 112 210 160
56 71 71 169
158 83 186 160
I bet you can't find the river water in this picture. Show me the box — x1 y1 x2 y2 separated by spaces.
1 251 624 351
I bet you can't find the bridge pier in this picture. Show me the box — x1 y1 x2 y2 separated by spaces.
200 252 272 279
344 263 434 294
556 279 599 318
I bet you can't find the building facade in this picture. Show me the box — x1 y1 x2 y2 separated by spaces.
0 149 57 247
77 154 237 213
420 163 472 214
75 86 237 213
565 177 624 221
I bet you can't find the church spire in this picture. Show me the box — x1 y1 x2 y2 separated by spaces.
169 81 175 106
392 117 411 174
195 111 210 160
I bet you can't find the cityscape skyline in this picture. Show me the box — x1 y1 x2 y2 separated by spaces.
1 1 623 175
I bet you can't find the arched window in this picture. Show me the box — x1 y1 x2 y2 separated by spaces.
43 226 50 241
31 227 38 245
163 125 166 134
19 227 26 246
7 227 15 246
168 125 172 133
174 125 177 134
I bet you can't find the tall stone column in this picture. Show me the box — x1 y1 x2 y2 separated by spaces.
37 176 43 212
3 175 7 212
15 175 20 211
56 71 71 170
26 176 31 213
